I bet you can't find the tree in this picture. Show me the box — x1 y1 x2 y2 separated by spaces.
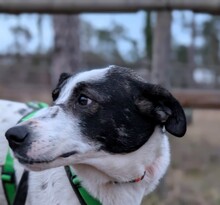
51 15 81 87
144 12 153 65
199 16 220 87
37 15 43 54
10 25 32 54
81 21 140 67
201 17 220 65
175 12 201 88
95 25 133 66
186 13 196 88
151 11 172 87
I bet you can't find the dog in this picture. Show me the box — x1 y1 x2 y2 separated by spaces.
0 65 186 205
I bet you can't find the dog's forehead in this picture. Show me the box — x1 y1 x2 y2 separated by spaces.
56 67 111 104
56 65 143 104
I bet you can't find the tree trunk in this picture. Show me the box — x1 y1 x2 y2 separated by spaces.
144 11 153 65
151 11 171 88
51 15 81 88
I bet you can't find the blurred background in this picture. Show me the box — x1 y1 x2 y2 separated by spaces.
0 4 220 205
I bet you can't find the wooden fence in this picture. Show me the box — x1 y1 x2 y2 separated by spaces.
0 0 220 14
172 89 220 109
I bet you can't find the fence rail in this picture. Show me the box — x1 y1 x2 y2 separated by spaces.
0 0 220 14
172 89 220 109
0 85 219 108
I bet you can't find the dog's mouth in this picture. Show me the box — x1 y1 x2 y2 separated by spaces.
15 151 78 165
59 151 78 158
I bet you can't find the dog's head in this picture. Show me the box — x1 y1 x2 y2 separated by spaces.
5 66 186 171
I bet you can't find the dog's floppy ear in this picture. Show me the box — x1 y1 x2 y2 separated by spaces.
52 73 71 101
58 72 71 85
135 82 186 137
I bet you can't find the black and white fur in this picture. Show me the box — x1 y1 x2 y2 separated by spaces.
0 65 186 205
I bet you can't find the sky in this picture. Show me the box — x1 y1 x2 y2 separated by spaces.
0 11 211 55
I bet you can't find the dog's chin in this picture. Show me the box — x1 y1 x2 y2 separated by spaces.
22 159 68 171
15 151 79 171
22 162 57 171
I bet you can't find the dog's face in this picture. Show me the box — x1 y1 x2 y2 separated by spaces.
5 66 186 171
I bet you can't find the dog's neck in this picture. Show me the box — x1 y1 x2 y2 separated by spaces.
72 128 170 205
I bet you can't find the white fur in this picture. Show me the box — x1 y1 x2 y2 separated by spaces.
57 67 110 104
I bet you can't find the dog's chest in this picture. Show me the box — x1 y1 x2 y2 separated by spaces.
27 167 80 205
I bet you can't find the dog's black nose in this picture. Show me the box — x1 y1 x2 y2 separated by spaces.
5 126 29 149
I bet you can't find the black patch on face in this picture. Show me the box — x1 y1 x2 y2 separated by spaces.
67 67 158 154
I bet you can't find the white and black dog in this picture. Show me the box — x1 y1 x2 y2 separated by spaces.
0 65 186 205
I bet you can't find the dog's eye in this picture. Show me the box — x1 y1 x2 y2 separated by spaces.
78 95 92 106
52 88 60 101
